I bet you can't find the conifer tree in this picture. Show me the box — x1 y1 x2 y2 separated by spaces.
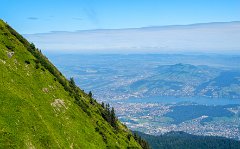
110 107 117 128
69 77 76 88
88 91 92 98
101 102 105 108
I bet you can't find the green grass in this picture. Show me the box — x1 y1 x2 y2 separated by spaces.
0 19 142 149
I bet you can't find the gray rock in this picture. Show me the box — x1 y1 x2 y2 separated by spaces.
7 51 14 58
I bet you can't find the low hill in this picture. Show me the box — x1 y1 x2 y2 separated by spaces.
130 63 240 99
135 131 240 149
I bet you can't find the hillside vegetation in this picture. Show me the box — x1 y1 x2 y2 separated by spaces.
135 131 240 149
0 19 144 149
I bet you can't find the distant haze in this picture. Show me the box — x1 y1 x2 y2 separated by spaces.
24 22 240 53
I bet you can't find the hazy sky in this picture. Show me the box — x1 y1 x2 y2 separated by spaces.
24 22 240 53
1 0 240 34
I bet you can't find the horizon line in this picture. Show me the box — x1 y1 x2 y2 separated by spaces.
24 20 240 35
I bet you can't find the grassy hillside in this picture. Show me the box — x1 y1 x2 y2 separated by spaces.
0 19 143 149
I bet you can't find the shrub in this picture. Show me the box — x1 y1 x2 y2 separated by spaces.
35 64 40 69
24 60 30 64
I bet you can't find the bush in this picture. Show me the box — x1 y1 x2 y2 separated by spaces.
95 127 100 132
24 60 30 64
35 64 40 69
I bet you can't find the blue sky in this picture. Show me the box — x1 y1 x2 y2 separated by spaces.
1 0 240 34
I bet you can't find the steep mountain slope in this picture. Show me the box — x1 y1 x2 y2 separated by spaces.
0 19 143 149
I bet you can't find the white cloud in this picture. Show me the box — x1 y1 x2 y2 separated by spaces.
24 22 240 53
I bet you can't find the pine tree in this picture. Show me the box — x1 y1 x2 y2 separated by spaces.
100 102 118 129
88 91 94 104
101 102 105 108
110 107 117 128
106 104 111 122
69 77 76 88
88 91 92 98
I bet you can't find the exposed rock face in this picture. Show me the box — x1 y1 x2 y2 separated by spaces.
7 51 14 58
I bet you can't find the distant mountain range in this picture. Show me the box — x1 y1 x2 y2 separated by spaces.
128 63 240 99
